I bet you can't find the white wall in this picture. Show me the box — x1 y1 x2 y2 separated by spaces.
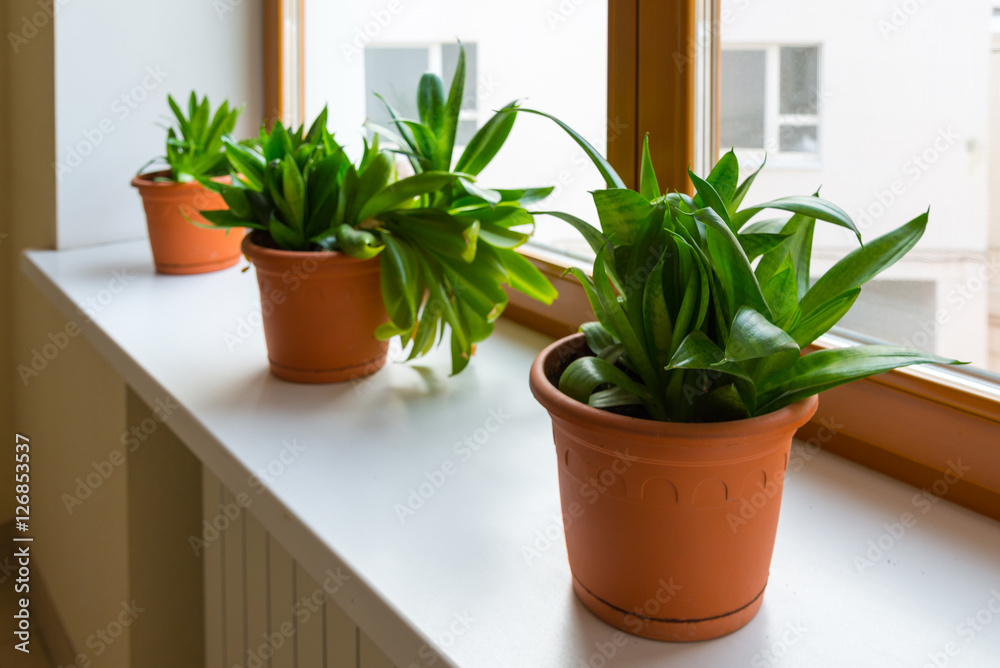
303 0 609 251
54 0 263 249
721 0 992 253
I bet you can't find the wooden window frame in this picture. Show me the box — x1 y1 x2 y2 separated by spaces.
266 0 1000 521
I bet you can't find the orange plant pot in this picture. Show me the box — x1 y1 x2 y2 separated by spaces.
131 170 244 275
529 334 818 642
241 233 389 384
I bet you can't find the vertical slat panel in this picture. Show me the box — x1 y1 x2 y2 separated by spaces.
295 563 326 666
269 535 296 668
245 513 270 668
359 629 395 668
325 597 357 668
203 469 224 668
223 490 246 667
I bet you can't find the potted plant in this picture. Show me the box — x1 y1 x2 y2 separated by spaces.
525 112 962 641
201 46 557 382
132 93 245 274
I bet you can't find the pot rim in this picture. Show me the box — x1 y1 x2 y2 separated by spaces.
130 169 230 189
241 231 379 267
529 332 818 442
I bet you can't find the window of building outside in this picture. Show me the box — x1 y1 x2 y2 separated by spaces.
303 0 608 259
720 0 1000 380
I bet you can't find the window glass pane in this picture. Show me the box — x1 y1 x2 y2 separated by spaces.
305 1 608 259
779 46 819 115
364 48 428 130
720 1 1000 377
721 50 766 149
779 124 818 153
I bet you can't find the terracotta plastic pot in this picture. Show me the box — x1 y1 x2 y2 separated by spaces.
131 170 244 274
241 233 389 384
529 334 818 642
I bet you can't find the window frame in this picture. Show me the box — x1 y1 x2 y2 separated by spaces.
721 43 823 168
266 0 1000 521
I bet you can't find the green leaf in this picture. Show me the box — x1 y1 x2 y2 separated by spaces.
706 149 739 209
729 156 765 214
580 321 615 354
358 172 459 220
496 187 554 206
455 102 518 176
688 207 770 319
689 169 735 232
518 108 626 189
724 306 799 365
639 134 660 200
593 189 655 245
439 42 466 172
223 138 265 191
417 72 446 135
758 345 962 414
787 288 860 348
800 211 928 317
477 222 528 248
558 356 655 407
380 235 419 332
336 225 384 259
667 331 752 382
495 247 558 304
268 216 304 250
733 195 861 241
761 250 798 324
281 159 306 232
536 211 607 255
199 209 260 230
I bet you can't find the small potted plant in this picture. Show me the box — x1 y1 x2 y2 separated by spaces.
132 93 245 274
525 112 962 641
202 47 556 382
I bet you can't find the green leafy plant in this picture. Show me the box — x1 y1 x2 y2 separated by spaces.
139 92 243 182
526 110 962 421
201 93 557 374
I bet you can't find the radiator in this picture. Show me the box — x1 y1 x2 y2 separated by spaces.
202 468 396 668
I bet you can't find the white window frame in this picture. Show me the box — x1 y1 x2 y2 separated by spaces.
721 43 823 170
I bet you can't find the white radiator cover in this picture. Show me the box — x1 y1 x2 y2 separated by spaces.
202 468 396 668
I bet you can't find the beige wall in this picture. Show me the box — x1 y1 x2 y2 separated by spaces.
4 0 132 663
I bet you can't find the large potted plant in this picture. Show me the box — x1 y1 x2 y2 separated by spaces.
132 93 245 274
202 46 557 382
526 113 961 641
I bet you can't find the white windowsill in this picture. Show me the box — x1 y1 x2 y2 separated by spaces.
22 240 1000 668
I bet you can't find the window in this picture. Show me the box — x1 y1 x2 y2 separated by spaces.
365 43 479 147
721 45 821 160
720 1 1000 379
